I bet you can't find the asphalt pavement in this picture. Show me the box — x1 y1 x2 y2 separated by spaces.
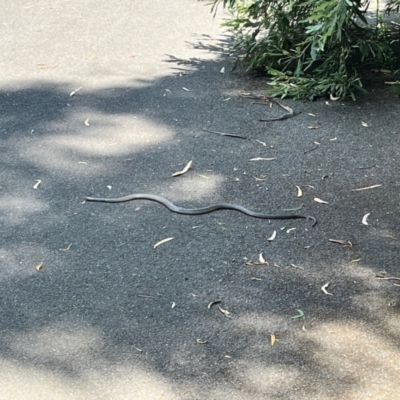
1 1 400 399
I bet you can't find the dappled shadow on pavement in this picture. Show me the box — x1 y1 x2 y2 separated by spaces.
1 38 400 400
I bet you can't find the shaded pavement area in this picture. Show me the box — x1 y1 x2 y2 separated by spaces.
1 1 400 399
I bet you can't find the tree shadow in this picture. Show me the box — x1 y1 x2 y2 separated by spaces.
0 38 400 399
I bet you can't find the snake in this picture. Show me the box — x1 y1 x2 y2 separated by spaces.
85 193 317 226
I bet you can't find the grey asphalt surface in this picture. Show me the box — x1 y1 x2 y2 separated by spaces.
1 1 400 399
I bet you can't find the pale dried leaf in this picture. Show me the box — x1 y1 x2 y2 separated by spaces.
361 121 369 127
351 258 362 263
69 87 82 97
196 339 208 344
35 262 43 272
296 185 303 198
218 305 232 318
259 253 266 263
307 125 319 129
385 80 400 85
291 309 304 319
182 87 192 92
171 302 176 309
207 300 221 309
154 237 174 249
267 231 277 241
251 277 261 281
330 94 340 101
314 197 329 204
308 113 316 116
321 282 333 296
172 160 193 177
33 180 41 189
329 239 352 246
362 213 370 225
84 118 90 126
352 184 381 191
249 157 276 161
220 67 225 74
270 333 276 346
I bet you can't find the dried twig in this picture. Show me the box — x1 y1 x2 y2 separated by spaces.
202 128 247 139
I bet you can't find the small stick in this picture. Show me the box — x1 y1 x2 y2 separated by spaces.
376 276 400 281
202 128 247 139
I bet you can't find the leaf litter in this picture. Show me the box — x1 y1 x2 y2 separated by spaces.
154 237 174 249
172 160 192 177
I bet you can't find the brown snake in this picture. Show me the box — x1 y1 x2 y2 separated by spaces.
85 193 317 226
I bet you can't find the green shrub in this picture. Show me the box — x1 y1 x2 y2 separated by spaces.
208 0 399 100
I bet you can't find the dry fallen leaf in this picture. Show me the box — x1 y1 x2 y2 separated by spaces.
329 239 352 247
321 282 333 296
385 234 398 241
35 262 43 272
84 119 90 126
33 180 41 189
361 121 369 127
207 300 221 309
314 197 329 204
291 309 304 319
330 94 340 101
196 339 208 344
362 213 370 225
218 305 233 319
249 157 276 161
307 125 319 129
60 243 73 251
70 87 82 97
352 184 382 191
270 333 276 346
171 302 176 309
154 237 174 249
267 231 277 241
172 160 193 177
220 67 225 74
296 185 303 198
351 258 362 263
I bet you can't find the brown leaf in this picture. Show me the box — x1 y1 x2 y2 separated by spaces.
329 239 352 247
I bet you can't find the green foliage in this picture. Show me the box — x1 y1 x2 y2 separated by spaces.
208 0 399 100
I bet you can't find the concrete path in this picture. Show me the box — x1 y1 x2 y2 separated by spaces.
1 1 400 399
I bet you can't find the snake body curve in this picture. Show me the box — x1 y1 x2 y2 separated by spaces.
85 194 316 226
